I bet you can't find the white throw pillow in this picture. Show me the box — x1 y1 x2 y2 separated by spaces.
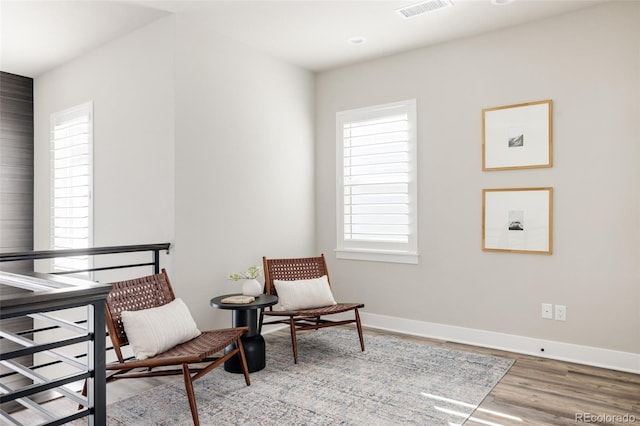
273 275 337 311
121 298 201 360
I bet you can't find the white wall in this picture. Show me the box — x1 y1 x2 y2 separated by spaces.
33 12 316 330
34 16 176 280
173 13 315 329
315 1 640 357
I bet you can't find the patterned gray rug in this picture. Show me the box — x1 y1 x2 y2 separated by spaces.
104 328 514 425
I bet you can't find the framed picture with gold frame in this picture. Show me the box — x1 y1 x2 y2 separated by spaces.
482 187 553 254
482 100 552 171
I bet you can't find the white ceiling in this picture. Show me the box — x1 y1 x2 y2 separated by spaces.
0 1 169 77
1 0 606 77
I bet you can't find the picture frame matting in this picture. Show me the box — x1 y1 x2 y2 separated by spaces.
482 100 552 171
482 187 553 254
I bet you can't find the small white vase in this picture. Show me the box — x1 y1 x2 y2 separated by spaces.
241 279 263 297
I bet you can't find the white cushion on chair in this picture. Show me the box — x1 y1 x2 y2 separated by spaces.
273 275 337 311
121 298 201 360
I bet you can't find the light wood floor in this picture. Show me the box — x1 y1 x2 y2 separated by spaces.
367 328 640 426
12 327 640 425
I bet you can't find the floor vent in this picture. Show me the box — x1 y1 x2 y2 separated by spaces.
397 0 454 19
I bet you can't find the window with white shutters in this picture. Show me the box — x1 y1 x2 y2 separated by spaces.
336 99 418 264
50 102 93 273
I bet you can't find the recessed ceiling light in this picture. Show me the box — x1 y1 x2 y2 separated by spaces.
491 0 515 5
348 36 367 45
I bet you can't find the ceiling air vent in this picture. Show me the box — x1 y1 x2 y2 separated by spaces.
397 0 454 19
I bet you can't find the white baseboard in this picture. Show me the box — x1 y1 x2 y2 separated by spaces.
359 312 640 374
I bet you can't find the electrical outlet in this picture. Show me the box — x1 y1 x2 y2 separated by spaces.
541 303 553 319
555 305 567 321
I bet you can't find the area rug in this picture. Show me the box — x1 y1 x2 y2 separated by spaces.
103 328 514 425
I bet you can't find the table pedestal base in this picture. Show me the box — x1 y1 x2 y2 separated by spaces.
225 307 266 373
224 334 266 373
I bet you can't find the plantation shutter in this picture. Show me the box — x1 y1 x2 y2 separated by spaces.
336 100 418 264
50 102 93 272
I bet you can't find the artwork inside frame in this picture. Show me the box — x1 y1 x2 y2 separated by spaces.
482 187 553 254
482 100 552 171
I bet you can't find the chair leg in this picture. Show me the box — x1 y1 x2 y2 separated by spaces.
78 379 88 410
236 337 251 386
258 308 264 334
289 317 299 364
355 308 365 351
182 364 199 426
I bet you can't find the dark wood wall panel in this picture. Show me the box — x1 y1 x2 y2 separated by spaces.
1 71 34 269
0 71 34 410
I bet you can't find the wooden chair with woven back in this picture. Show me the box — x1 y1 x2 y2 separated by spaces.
102 269 251 425
259 254 365 363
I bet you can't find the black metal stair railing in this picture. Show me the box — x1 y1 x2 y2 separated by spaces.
0 242 170 275
0 243 171 426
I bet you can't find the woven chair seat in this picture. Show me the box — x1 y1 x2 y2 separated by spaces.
107 328 247 369
161 328 243 358
265 302 365 317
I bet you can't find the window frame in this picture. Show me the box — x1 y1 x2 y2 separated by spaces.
50 101 94 274
335 99 419 264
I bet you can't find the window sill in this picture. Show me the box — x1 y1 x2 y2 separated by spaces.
334 249 419 264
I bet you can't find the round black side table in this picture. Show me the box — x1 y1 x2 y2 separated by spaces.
210 293 278 373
